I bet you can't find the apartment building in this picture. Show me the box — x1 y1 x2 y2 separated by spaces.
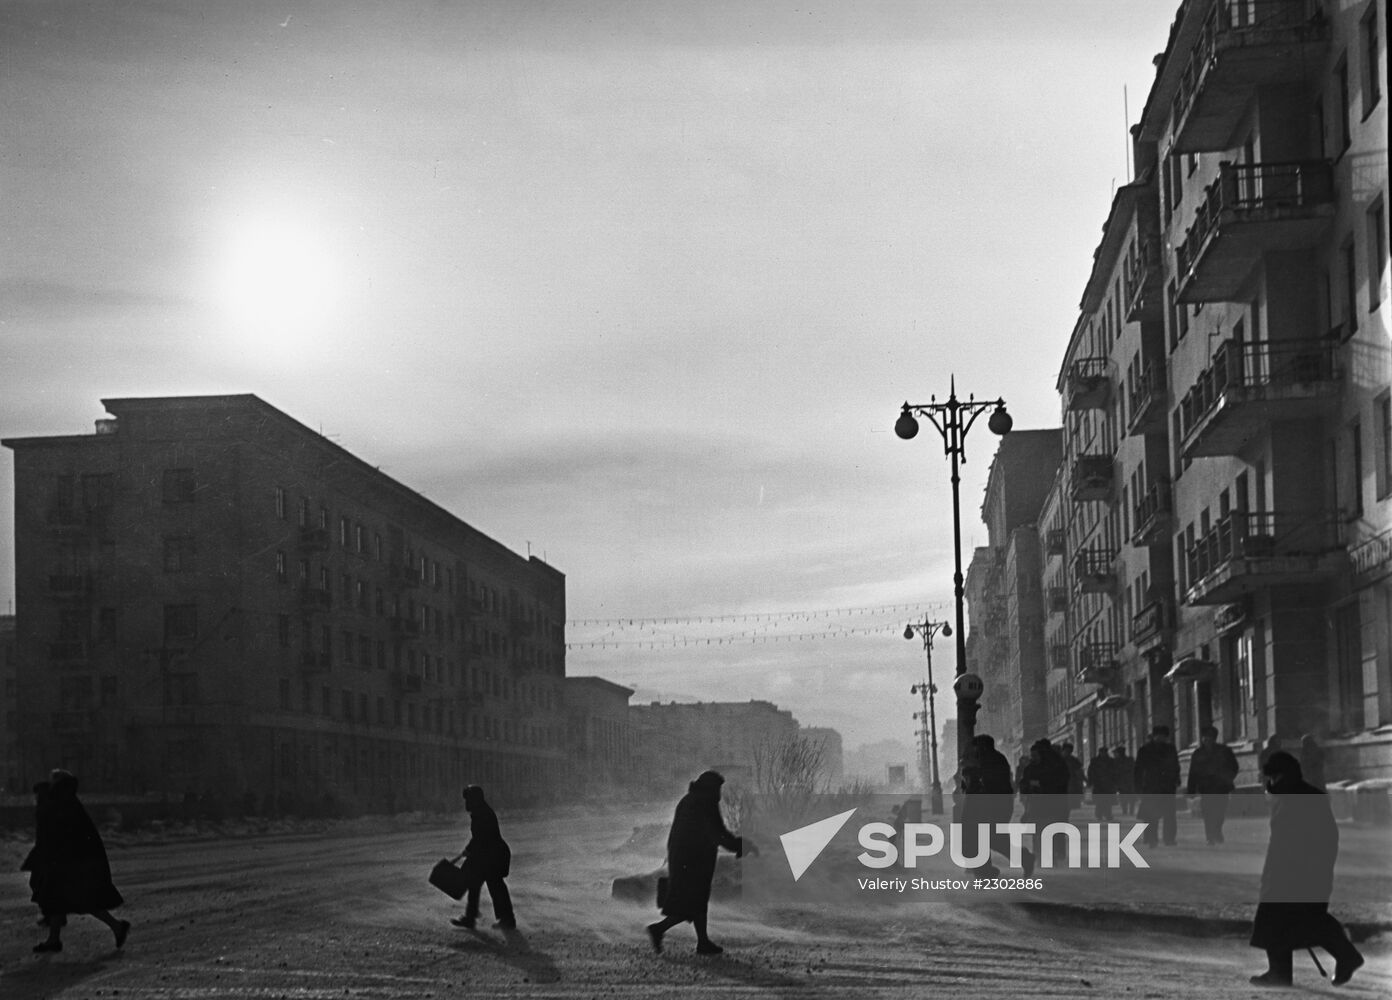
563 675 634 794
1 615 16 792
1047 0 1390 780
3 395 568 813
964 430 1063 768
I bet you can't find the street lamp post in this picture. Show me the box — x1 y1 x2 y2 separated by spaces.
895 377 1012 795
905 618 951 815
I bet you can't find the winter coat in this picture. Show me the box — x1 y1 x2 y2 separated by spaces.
1020 747 1070 824
1250 776 1339 949
461 795 511 881
961 746 1015 824
1186 742 1239 795
1111 753 1136 795
28 781 123 916
1062 753 1086 799
1087 755 1117 795
661 785 742 920
1134 739 1181 794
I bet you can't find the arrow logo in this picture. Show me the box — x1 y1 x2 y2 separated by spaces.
779 808 857 881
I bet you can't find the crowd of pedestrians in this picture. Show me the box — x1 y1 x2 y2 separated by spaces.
13 733 1364 990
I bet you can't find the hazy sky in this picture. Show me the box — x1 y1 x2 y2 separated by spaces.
1 0 1179 751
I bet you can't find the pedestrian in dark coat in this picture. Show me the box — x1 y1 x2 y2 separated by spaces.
961 735 1033 876
449 785 515 929
1134 725 1180 847
1299 734 1326 791
28 770 130 953
1087 749 1117 820
1111 746 1137 815
1020 739 1070 861
646 771 747 955
1186 725 1240 844
1248 752 1363 988
1059 742 1086 812
1257 734 1282 774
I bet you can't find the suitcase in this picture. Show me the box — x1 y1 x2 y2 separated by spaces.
429 858 470 900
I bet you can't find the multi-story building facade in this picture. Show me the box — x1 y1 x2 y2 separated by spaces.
1044 0 1389 780
964 430 1062 767
3 395 568 813
1 614 16 792
563 676 634 794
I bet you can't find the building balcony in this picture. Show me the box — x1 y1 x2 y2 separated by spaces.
1214 600 1249 634
1074 548 1119 593
298 586 332 611
299 650 331 673
388 615 421 638
1070 455 1115 504
1077 642 1119 686
1124 236 1164 321
1175 160 1335 303
1185 510 1347 605
1179 337 1342 459
1131 596 1175 652
298 526 330 551
1047 586 1069 614
1131 480 1174 547
48 640 89 664
1126 364 1168 437
1171 0 1330 155
392 671 424 694
1045 528 1067 557
1065 358 1112 411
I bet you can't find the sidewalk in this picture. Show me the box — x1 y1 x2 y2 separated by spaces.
1012 809 1392 940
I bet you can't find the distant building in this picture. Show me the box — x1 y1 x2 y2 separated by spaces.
564 676 634 793
629 699 800 796
3 395 568 813
1 615 16 792
966 430 1063 767
798 725 844 785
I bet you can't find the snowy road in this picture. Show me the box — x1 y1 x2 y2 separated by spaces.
1 807 1386 999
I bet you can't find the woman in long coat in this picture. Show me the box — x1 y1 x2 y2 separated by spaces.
29 769 130 953
1248 752 1361 987
646 771 744 955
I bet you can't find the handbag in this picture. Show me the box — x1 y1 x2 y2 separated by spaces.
429 858 470 900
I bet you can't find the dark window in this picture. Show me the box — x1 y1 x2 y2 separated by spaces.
1378 394 1392 499
1344 241 1359 333
163 604 197 642
278 614 290 648
1337 56 1352 153
162 536 196 573
276 550 287 582
1363 4 1382 117
162 468 195 504
1369 199 1387 311
81 473 114 510
275 486 286 519
1350 421 1365 517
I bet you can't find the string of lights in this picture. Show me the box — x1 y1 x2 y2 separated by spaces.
566 601 949 628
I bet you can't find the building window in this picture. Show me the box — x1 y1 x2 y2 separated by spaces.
1363 4 1382 118
1344 240 1359 334
162 468 195 504
275 486 286 519
82 473 114 510
342 630 354 665
1377 394 1392 499
162 536 196 573
1369 198 1387 311
321 625 332 664
1350 420 1365 518
163 604 197 642
278 614 290 648
1336 56 1352 153
339 516 350 548
298 496 310 527
318 506 328 530
355 524 364 553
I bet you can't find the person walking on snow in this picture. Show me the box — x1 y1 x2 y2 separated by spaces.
449 785 515 930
